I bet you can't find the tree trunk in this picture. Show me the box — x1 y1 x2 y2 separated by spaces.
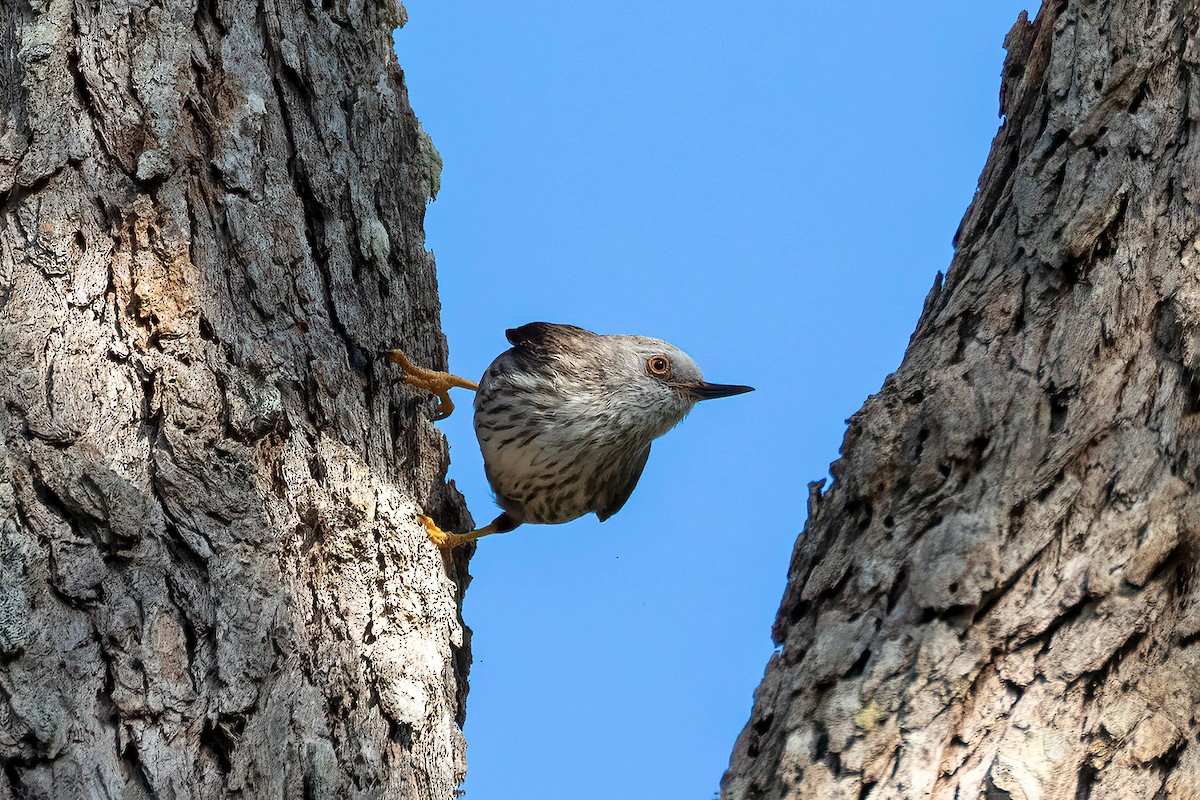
0 0 471 797
724 2 1200 798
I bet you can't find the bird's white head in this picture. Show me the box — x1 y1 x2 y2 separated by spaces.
607 335 754 440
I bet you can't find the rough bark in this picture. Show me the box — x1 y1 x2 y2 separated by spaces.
725 2 1200 798
0 0 472 797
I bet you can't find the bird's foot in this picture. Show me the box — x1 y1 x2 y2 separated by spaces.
419 514 464 549
387 350 478 421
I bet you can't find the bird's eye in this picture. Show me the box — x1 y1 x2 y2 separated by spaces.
647 356 671 376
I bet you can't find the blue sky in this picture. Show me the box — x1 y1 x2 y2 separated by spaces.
394 3 1032 797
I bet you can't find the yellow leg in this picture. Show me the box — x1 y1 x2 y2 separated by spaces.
418 513 520 550
388 350 478 420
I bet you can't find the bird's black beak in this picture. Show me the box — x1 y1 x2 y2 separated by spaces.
688 382 755 401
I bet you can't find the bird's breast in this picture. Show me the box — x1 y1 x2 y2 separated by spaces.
472 363 645 525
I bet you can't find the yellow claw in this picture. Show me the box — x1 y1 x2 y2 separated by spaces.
419 514 452 548
420 512 515 552
387 350 478 421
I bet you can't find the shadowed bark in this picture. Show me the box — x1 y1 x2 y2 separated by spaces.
725 2 1200 798
0 0 472 797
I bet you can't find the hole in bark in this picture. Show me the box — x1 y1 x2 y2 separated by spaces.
198 315 216 341
948 582 959 594
2 762 20 794
984 775 1014 799
752 712 774 736
1152 298 1183 357
860 781 878 800
883 515 894 528
1012 287 1028 336
939 462 952 478
1061 254 1084 283
389 720 414 749
200 718 236 774
915 428 930 461
120 741 155 796
1186 367 1200 414
843 498 873 531
904 389 925 404
1050 162 1068 194
67 45 97 118
1095 194 1126 261
1128 81 1150 113
828 751 842 775
971 436 990 468
1049 388 1069 432
308 455 326 484
1074 762 1097 800
1044 129 1069 161
847 647 871 678
813 728 829 760
1007 502 1026 545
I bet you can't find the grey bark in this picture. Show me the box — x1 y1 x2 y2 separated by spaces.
0 0 472 797
725 2 1200 798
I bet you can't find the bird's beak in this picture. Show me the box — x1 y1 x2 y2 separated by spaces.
687 382 755 401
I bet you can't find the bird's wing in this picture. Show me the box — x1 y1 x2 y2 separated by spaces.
596 444 651 522
505 322 595 352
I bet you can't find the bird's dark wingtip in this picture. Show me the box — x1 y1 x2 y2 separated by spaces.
506 322 595 349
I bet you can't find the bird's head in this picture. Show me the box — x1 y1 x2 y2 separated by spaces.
609 335 754 438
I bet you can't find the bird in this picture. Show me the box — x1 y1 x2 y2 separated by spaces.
389 322 753 549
